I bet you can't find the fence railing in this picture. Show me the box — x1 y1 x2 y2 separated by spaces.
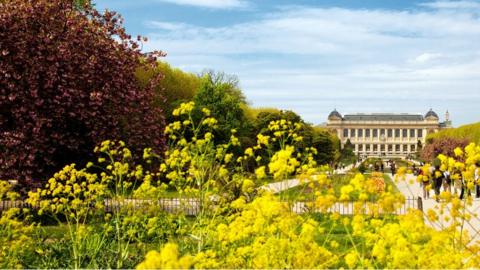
290 196 422 215
1 196 422 216
0 198 201 216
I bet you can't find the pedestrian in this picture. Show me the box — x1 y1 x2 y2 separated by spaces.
433 165 443 202
420 169 430 199
453 169 462 196
475 161 480 198
390 161 396 177
412 164 417 176
459 173 471 200
380 162 384 173
443 170 451 193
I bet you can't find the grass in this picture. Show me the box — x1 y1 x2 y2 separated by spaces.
277 173 399 201
308 213 398 255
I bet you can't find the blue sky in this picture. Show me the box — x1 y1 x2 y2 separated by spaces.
95 0 480 126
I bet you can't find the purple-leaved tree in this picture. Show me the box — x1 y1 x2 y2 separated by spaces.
0 0 165 187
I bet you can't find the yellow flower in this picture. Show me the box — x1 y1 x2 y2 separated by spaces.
201 107 211 116
255 166 266 179
345 252 358 268
136 243 193 269
241 179 255 193
244 147 254 157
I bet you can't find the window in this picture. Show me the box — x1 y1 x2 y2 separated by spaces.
387 129 393 137
373 144 378 151
380 129 385 136
417 129 423 138
411 144 416 151
396 145 401 152
380 144 385 151
395 129 400 138
402 129 408 138
366 129 371 137
358 129 363 137
373 129 378 138
388 145 393 152
410 129 415 137
350 129 356 137
366 144 371 151
343 129 348 137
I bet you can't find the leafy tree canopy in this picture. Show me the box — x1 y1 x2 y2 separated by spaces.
0 0 165 186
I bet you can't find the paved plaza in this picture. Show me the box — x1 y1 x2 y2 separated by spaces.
396 174 480 244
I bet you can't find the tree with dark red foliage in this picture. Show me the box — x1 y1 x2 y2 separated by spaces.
420 137 469 162
0 0 165 186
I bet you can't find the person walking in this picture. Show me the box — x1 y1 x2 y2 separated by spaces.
433 165 444 202
443 170 451 193
390 161 396 177
475 161 480 198
420 169 430 200
459 173 471 200
453 169 463 196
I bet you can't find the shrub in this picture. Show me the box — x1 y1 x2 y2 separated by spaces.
0 0 165 186
420 137 469 162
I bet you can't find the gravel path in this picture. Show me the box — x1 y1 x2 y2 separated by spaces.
396 173 480 243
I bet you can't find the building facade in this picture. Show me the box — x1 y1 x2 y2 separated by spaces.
326 109 452 158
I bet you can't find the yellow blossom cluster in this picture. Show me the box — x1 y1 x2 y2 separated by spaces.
138 194 338 269
0 181 35 269
26 164 106 219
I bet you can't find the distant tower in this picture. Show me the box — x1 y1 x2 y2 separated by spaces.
444 110 452 128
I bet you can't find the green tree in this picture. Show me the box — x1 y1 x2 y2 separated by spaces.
254 110 338 165
136 61 202 122
193 71 252 146
340 139 356 165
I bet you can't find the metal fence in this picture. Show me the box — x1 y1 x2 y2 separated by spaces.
0 198 201 216
1 196 422 216
290 196 422 215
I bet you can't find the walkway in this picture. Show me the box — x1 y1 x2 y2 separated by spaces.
260 178 304 193
261 162 359 194
396 173 480 243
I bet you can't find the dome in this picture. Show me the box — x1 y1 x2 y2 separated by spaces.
425 109 439 119
328 109 342 120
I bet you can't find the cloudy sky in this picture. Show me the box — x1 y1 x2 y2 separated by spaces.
95 0 480 126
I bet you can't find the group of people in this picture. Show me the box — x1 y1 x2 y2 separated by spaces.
368 160 396 176
416 162 480 201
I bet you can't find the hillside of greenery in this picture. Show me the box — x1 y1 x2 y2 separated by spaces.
426 122 480 144
420 122 480 161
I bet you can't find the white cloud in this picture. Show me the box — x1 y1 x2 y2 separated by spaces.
410 53 444 64
419 1 480 9
144 4 480 125
155 0 249 9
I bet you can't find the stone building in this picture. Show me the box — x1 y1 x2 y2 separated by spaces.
326 109 452 158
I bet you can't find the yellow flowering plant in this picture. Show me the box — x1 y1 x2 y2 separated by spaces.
0 180 35 269
26 164 107 269
6 100 480 268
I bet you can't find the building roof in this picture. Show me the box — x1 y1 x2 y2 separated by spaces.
328 109 342 119
342 113 424 121
425 109 439 119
